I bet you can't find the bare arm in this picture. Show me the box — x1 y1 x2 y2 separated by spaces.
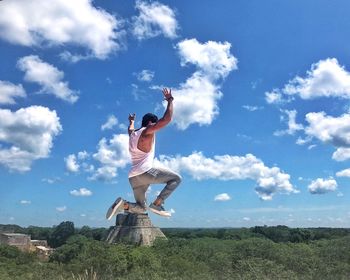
128 113 135 135
144 88 174 135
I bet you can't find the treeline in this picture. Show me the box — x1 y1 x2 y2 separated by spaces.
1 223 350 247
1 231 350 279
163 225 350 243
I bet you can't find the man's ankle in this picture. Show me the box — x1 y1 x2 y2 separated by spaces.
123 202 129 210
153 198 163 207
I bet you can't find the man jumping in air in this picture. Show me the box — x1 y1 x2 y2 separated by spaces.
106 88 181 219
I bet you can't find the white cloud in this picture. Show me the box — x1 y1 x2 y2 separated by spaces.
308 178 337 194
332 147 350 162
136 70 155 82
274 110 303 136
336 168 350 177
156 152 297 200
170 208 176 214
77 151 89 160
296 137 312 146
242 105 262 112
42 177 61 184
59 51 93 63
65 134 129 182
0 106 62 172
303 112 350 161
17 55 79 103
20 200 31 204
177 39 237 79
265 91 284 104
56 206 67 212
132 0 178 40
89 134 130 181
337 192 344 197
70 187 92 196
0 81 26 104
171 39 237 130
0 0 124 59
243 217 251 221
101 115 118 131
265 58 350 103
214 193 231 201
171 74 222 130
65 154 79 173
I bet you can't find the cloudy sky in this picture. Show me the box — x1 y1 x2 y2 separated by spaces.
1 0 350 228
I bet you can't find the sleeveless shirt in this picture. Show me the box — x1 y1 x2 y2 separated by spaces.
128 127 155 178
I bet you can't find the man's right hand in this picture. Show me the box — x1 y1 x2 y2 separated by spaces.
162 88 174 102
128 113 136 122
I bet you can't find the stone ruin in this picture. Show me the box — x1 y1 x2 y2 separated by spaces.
106 213 166 246
0 233 31 251
0 232 53 259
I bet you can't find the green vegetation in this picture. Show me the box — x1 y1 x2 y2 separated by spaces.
1 222 350 279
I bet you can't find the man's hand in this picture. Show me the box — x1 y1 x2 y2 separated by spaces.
162 88 174 102
128 113 136 122
128 113 136 135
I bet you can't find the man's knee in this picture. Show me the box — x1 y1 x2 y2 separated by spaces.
177 174 182 184
173 173 182 186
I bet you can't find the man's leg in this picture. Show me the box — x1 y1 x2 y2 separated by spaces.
129 167 181 215
128 175 150 213
147 167 182 206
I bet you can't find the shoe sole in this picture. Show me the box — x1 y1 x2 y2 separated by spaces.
148 207 171 217
106 197 124 220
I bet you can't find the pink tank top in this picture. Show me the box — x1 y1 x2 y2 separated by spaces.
128 127 155 178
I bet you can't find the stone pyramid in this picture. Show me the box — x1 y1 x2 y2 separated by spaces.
106 213 166 246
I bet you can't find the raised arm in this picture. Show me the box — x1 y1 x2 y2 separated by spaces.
128 113 136 135
144 88 174 135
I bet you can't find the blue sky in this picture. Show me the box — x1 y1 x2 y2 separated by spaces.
1 0 350 228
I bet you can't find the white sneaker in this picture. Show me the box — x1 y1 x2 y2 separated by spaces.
148 203 171 217
106 197 124 220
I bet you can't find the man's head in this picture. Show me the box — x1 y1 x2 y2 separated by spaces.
142 113 158 127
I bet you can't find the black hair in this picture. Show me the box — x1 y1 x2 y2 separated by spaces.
142 113 158 127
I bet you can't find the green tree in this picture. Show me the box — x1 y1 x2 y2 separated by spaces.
49 221 75 248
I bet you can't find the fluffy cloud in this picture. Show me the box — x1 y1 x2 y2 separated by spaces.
101 115 118 131
308 178 337 194
65 154 79 173
336 168 350 177
171 39 237 130
156 152 296 200
332 148 350 161
0 106 62 172
171 74 221 129
177 39 237 79
132 0 178 40
89 134 130 181
17 55 79 103
136 70 155 82
265 91 284 104
0 0 123 59
65 134 129 182
303 112 350 161
214 193 231 201
70 188 92 196
0 81 26 104
265 58 350 103
274 110 303 136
